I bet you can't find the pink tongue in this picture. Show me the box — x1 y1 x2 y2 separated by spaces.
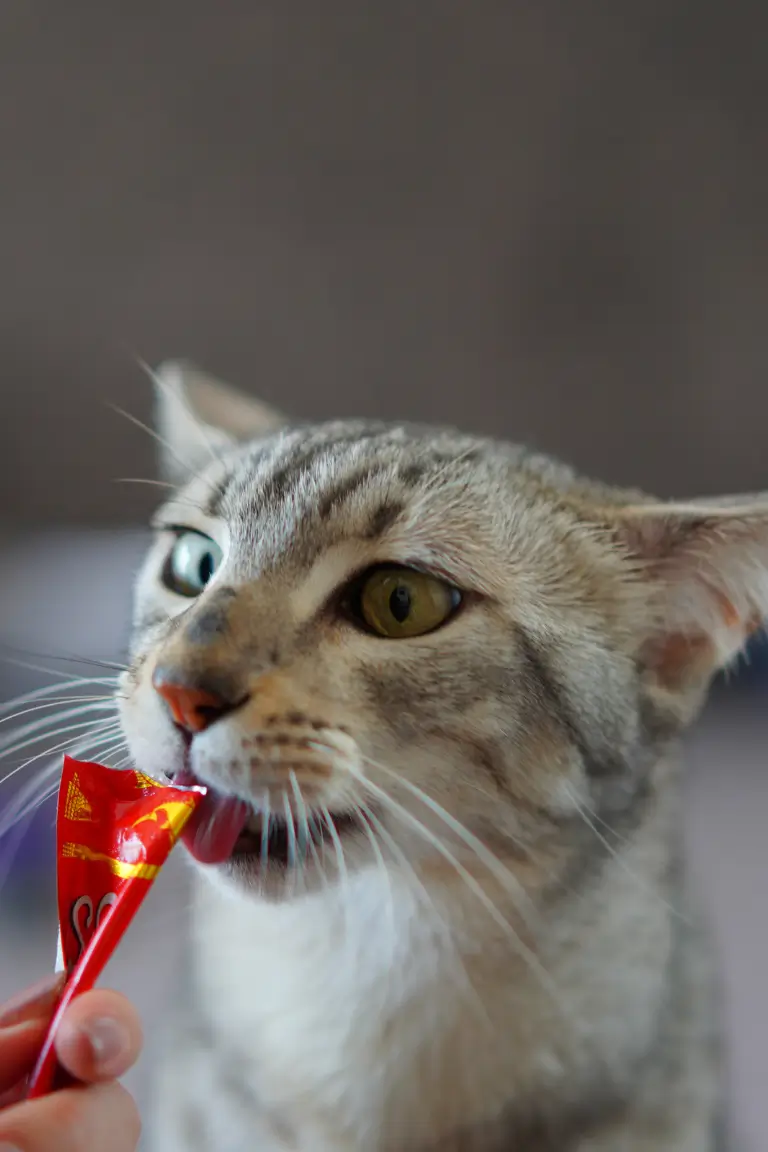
174 769 250 865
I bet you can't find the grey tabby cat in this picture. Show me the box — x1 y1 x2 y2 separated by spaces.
117 361 757 1151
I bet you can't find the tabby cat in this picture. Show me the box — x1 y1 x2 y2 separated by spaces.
117 361 758 1150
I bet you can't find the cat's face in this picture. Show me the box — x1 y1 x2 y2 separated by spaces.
118 363 768 902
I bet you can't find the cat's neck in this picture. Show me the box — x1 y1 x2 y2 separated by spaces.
187 852 674 1148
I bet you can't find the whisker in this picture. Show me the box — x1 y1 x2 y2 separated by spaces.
0 698 116 729
113 477 178 490
357 802 448 938
562 784 689 924
0 723 123 838
344 763 577 1031
0 683 117 722
90 736 131 766
113 483 211 517
259 790 271 874
283 788 298 895
144 360 224 468
357 751 537 926
0 702 117 752
289 771 316 889
108 404 217 494
5 780 60 833
307 811 329 879
356 802 505 1027
0 713 120 766
0 660 119 688
320 801 351 935
0 646 128 674
0 718 121 783
356 806 398 980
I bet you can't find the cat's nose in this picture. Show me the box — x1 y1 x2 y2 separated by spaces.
152 669 243 733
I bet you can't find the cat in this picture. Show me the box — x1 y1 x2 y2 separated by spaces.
115 360 759 1150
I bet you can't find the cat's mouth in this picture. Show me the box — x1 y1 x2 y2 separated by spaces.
169 766 359 870
230 809 358 870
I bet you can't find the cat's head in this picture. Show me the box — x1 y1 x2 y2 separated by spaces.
118 362 768 902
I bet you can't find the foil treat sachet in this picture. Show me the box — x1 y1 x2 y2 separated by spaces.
26 755 205 1098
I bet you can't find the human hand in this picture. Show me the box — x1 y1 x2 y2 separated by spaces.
0 974 142 1151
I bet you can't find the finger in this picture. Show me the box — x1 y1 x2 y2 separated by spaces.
0 1080 141 1152
54 991 143 1083
0 1021 49 1098
0 975 64 1029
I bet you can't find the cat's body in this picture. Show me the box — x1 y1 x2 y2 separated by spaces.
154 815 720 1151
114 362 759 1150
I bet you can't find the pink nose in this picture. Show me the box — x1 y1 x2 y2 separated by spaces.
152 673 232 733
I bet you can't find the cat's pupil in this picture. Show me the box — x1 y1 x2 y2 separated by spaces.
199 552 215 586
389 585 412 623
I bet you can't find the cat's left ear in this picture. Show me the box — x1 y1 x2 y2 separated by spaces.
614 495 768 694
152 360 286 484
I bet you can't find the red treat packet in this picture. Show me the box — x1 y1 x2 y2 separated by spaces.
26 756 205 1098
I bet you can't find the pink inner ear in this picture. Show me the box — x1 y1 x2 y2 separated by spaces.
715 591 740 629
644 587 762 690
711 588 762 636
646 631 714 689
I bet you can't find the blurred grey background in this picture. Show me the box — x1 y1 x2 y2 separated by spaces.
2 2 768 526
0 4 766 1149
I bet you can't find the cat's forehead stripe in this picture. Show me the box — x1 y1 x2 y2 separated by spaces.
211 427 443 531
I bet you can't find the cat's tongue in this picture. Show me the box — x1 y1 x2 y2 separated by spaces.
173 768 250 864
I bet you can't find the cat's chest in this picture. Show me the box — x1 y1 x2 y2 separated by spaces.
190 877 515 1149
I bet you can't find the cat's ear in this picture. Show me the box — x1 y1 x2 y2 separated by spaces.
152 360 285 484
613 496 768 693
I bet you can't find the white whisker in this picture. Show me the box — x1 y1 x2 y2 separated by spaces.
358 751 537 926
289 771 316 889
562 783 689 924
357 802 450 943
109 403 218 494
283 788 299 896
0 702 117 753
0 714 120 767
90 738 131 766
0 718 122 792
356 804 503 1027
0 723 123 839
343 761 577 1031
145 360 224 468
0 674 118 708
321 802 351 948
259 790 271 874
356 806 397 984
0 698 115 729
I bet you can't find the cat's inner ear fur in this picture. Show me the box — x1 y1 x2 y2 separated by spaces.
612 497 768 693
152 360 285 485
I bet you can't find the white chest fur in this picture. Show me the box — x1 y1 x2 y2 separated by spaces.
191 870 524 1150
189 856 671 1152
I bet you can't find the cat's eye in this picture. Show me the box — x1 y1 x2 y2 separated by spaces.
351 567 462 638
162 531 223 598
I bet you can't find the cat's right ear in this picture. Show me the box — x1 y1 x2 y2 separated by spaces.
152 360 286 485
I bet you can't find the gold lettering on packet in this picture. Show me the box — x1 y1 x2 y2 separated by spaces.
61 842 160 881
64 774 94 822
133 771 163 791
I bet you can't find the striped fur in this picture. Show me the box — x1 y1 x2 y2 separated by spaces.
116 362 764 1150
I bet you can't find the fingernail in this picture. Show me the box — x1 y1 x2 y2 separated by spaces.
0 1143 21 1151
0 972 64 1026
81 1016 130 1069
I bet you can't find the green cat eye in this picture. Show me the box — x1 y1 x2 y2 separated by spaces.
354 567 462 639
163 531 223 598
